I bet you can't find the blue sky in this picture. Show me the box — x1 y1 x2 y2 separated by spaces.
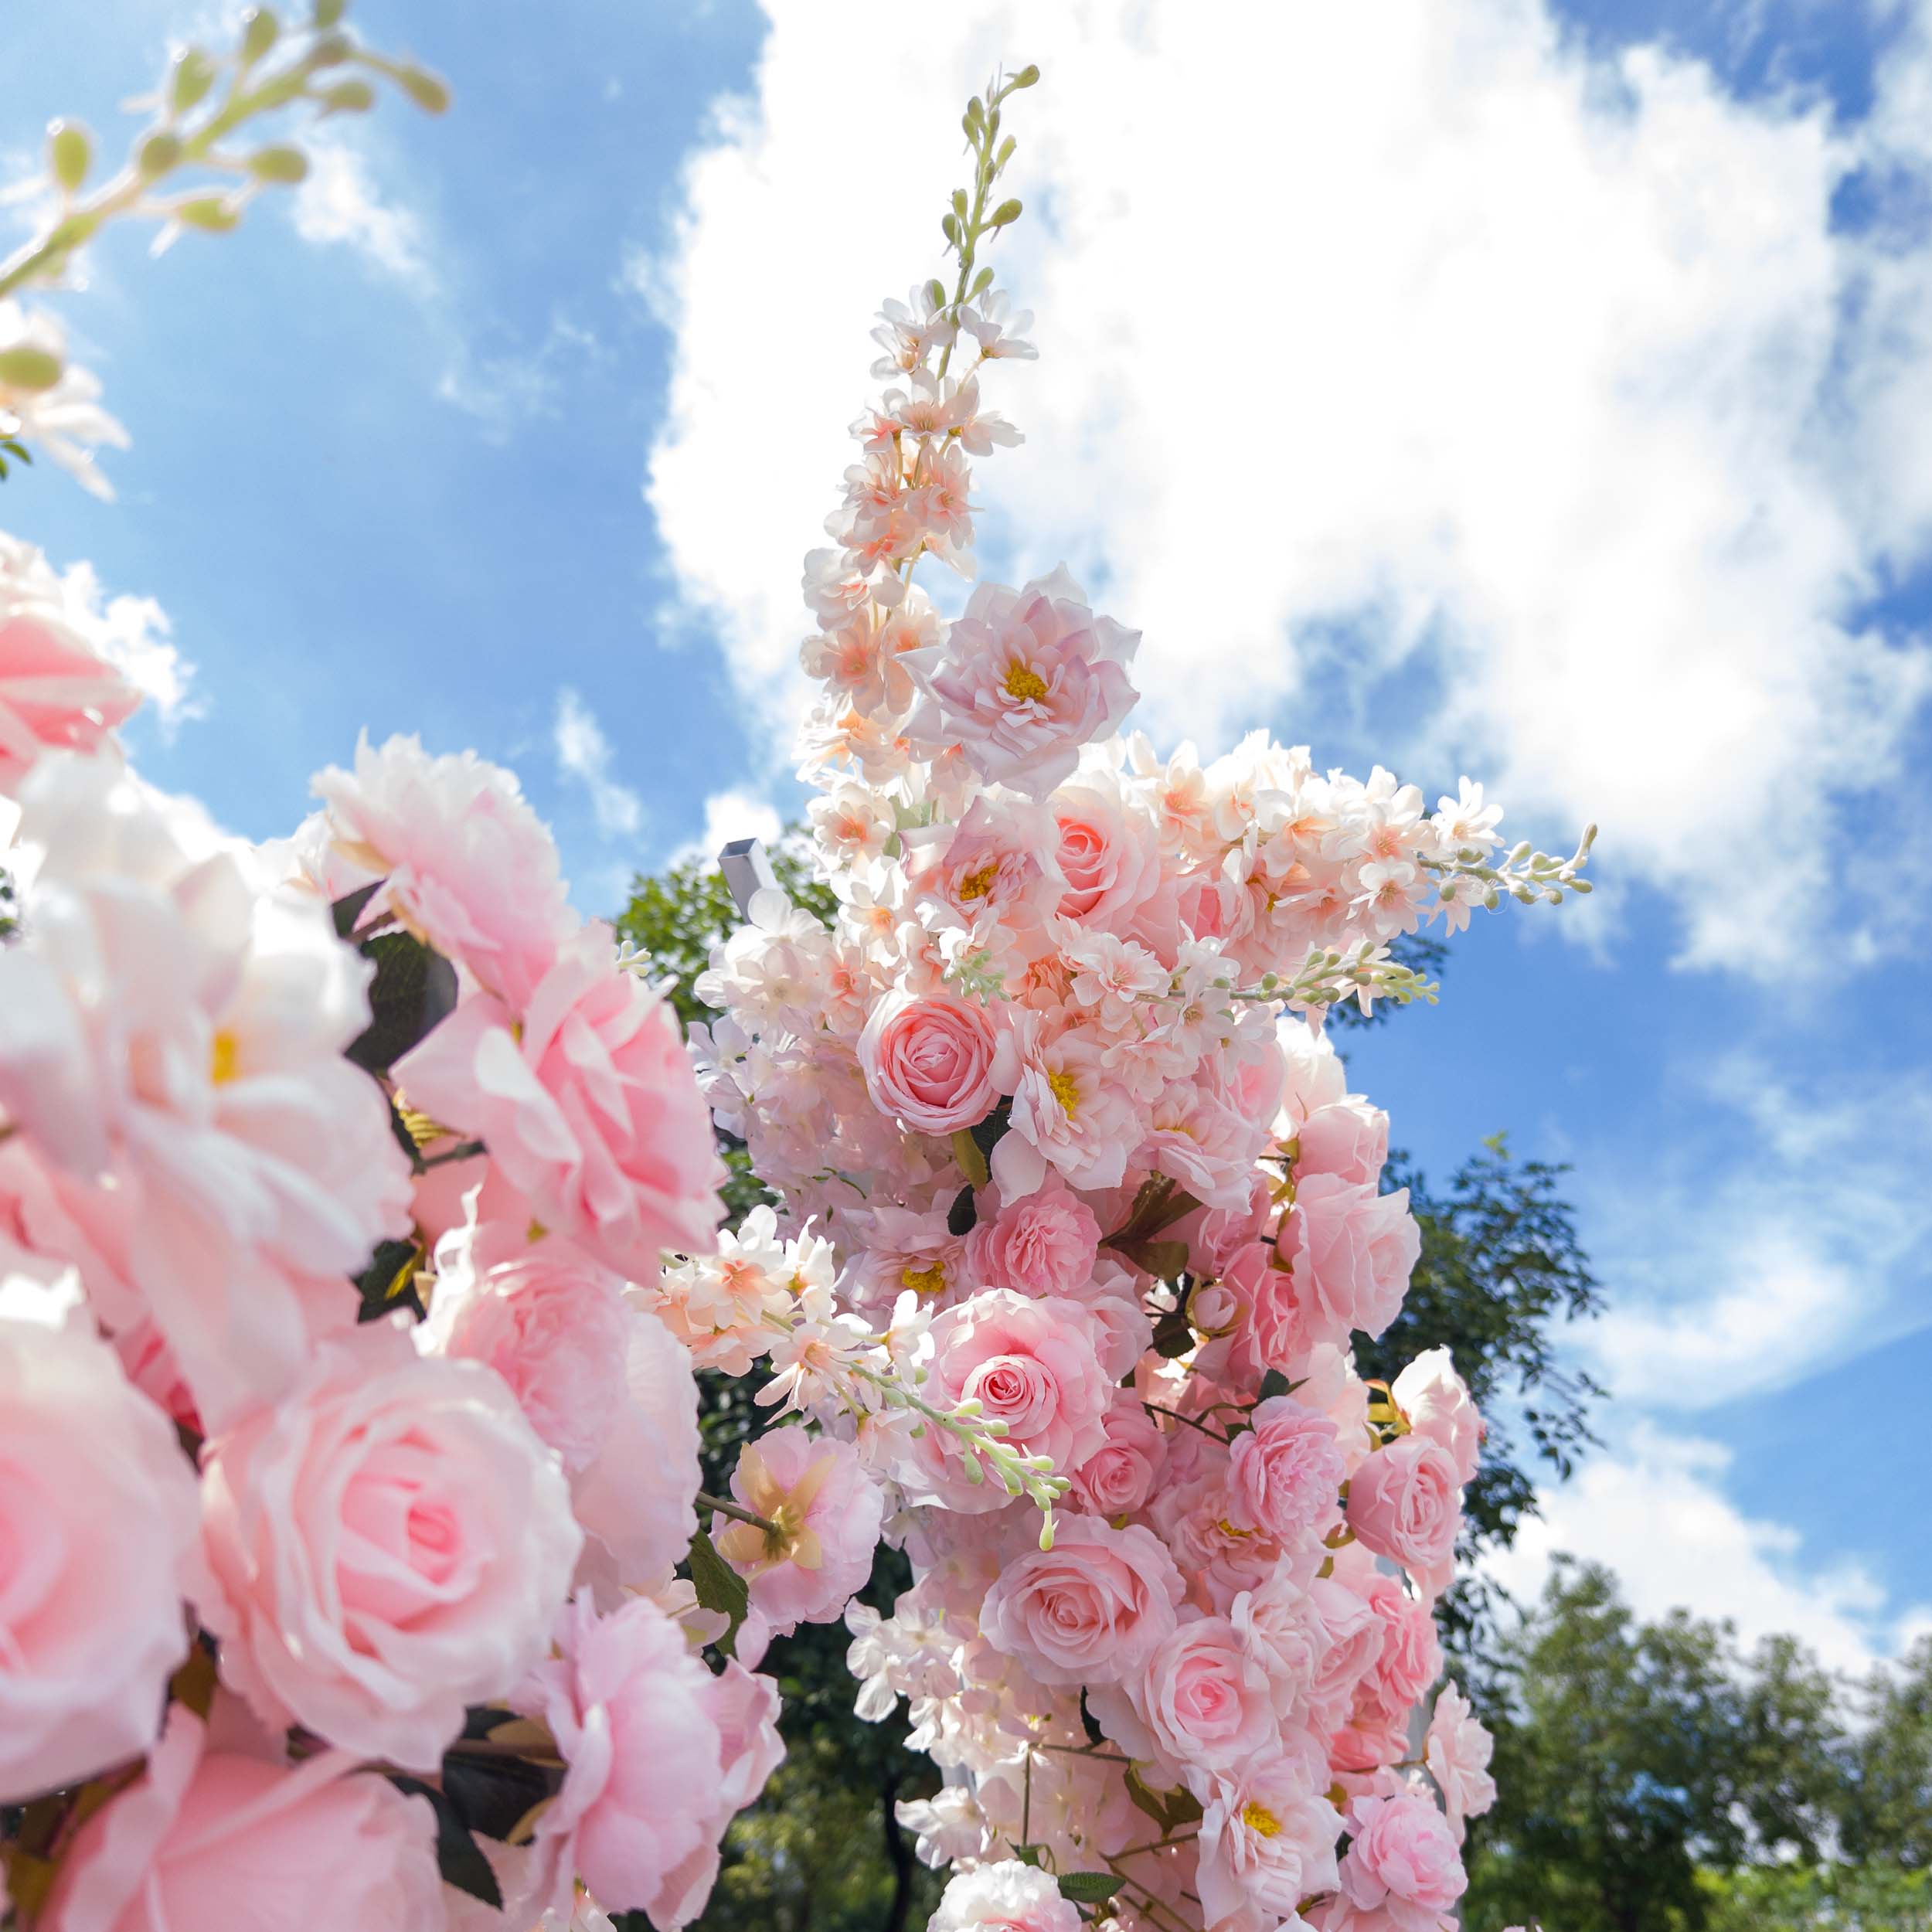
6 0 1930 1674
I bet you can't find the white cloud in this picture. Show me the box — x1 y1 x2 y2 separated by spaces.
1578 1055 1932 1407
668 785 784 870
645 0 1932 975
438 315 603 441
553 686 645 839
291 138 431 289
1485 1420 1927 1676
58 559 199 733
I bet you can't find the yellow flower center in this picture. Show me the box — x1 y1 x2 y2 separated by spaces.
901 1260 949 1297
1241 1801 1281 1838
1002 660 1049 703
209 1030 240 1085
957 862 1000 902
1046 1068 1081 1117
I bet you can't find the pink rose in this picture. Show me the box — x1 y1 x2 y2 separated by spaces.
1337 1793 1468 1932
1051 777 1165 935
195 1321 582 1770
1070 1395 1168 1516
1305 1575 1388 1727
1424 1682 1497 1840
1295 1096 1389 1187
43 1706 444 1932
857 990 998 1136
514 1597 770 1927
1345 1435 1464 1597
396 920 723 1279
930 1859 1084 1932
1226 1394 1347 1543
1338 1560 1442 1770
716 1427 884 1636
313 732 575 1009
981 1517 1184 1686
910 1290 1113 1508
1391 1347 1484 1485
0 1280 199 1800
965 1179 1100 1297
1289 1175 1420 1345
0 603 138 798
903 568 1139 801
1132 1614 1282 1774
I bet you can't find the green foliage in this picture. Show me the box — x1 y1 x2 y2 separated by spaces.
1464 1563 1932 1932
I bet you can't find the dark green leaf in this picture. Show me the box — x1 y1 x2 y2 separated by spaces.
386 1775 502 1907
947 1184 978 1237
687 1526 749 1658
344 929 458 1075
968 1097 1012 1162
442 1751 561 1842
1058 1873 1126 1903
353 1236 420 1322
1151 1308 1194 1359
1011 1843 1043 1868
330 877 383 938
1257 1369 1291 1402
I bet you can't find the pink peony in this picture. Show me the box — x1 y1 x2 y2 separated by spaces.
313 732 575 1009
981 1517 1184 1686
716 1427 884 1637
1336 1792 1468 1932
1391 1347 1484 1485
965 1179 1101 1297
1226 1393 1347 1543
903 568 1138 801
0 754 413 1431
1197 1743 1342 1930
1424 1682 1498 1840
1345 1435 1464 1598
857 990 998 1137
43 1706 444 1932
930 1859 1083 1932
990 1022 1141 1199
1069 1395 1168 1516
912 1289 1113 1507
194 1321 582 1771
513 1597 774 1928
1289 1174 1420 1346
0 605 137 798
395 920 723 1280
0 1276 200 1801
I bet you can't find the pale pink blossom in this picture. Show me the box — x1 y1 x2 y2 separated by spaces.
857 989 998 1136
0 1276 200 1801
1050 773 1167 937
313 732 574 1009
1425 1682 1498 1840
1336 1792 1468 1932
1391 1347 1484 1485
1225 1393 1347 1543
930 1860 1082 1932
42 1705 444 1932
0 600 137 796
1069 1395 1168 1516
1290 1175 1420 1346
716 1428 884 1637
1197 1744 1342 1930
396 920 723 1279
981 1516 1184 1686
195 1321 582 1771
991 1022 1141 1198
964 1179 1101 1298
1128 1614 1284 1777
1346 1435 1464 1598
1296 1094 1390 1187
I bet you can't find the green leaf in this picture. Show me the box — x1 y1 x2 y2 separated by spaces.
947 1183 978 1238
686 1526 749 1658
1123 1766 1171 1827
1058 1873 1126 1903
950 1127 990 1191
387 1776 502 1907
344 930 458 1075
968 1097 1012 1162
1257 1368 1292 1402
1151 1310 1195 1359
1118 1238 1189 1283
440 1752 561 1843
329 878 383 938
1011 1843 1043 1868
352 1236 420 1322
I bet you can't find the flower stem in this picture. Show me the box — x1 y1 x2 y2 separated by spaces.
695 1490 778 1534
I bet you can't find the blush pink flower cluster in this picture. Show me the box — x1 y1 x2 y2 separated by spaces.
680 114 1590 1932
0 615 795 1931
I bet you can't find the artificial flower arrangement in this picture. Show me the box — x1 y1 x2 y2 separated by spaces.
0 14 1587 1932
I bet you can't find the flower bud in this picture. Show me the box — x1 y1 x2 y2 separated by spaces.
392 64 451 113
48 120 90 194
1009 63 1041 89
137 130 183 178
0 345 64 393
991 198 1023 227
317 77 376 113
240 7 281 62
312 0 348 24
169 46 219 114
175 195 241 233
247 144 308 184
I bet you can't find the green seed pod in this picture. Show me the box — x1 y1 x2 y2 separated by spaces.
392 64 451 114
1009 64 1041 89
136 130 184 179
47 119 91 194
317 77 376 113
991 197 1022 227
240 7 280 62
0 345 66 393
169 47 219 114
175 195 241 233
247 144 308 184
